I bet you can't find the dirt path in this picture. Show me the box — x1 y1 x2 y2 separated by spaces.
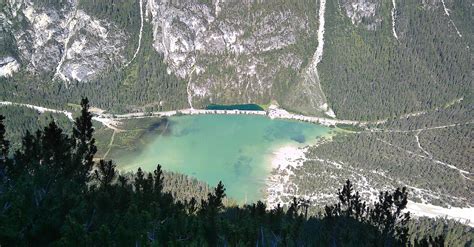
370 121 474 133
376 137 472 180
101 129 116 160
2 101 471 134
0 101 74 120
414 130 431 158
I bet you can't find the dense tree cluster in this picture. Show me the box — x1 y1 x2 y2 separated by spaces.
304 130 472 207
408 218 474 246
381 99 473 129
319 0 471 121
79 0 140 32
0 106 72 151
0 99 460 246
325 180 411 244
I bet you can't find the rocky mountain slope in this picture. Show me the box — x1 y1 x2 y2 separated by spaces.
1 0 332 115
146 0 329 113
0 0 472 219
2 0 127 82
1 0 471 118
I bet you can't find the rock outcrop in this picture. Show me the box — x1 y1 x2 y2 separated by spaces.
2 0 330 114
2 0 127 81
340 0 382 30
146 0 322 109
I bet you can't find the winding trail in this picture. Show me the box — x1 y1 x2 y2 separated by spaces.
108 106 386 127
3 100 472 135
10 100 467 133
414 130 431 158
370 121 474 133
0 101 74 120
124 0 144 67
0 101 122 131
102 130 116 160
375 137 472 180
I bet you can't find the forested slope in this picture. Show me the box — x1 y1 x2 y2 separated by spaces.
0 0 472 239
319 0 471 120
0 100 472 246
284 99 473 212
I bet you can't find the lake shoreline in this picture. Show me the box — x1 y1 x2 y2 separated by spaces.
264 130 336 208
104 105 383 129
265 144 308 208
264 132 474 226
1 101 383 130
107 113 331 203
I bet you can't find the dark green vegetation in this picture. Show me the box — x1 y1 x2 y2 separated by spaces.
205 104 264 111
407 218 474 247
1 0 473 244
291 99 473 209
67 22 188 113
1 0 471 120
0 106 72 150
1 99 471 246
319 0 471 120
95 117 171 159
1 1 187 113
79 0 140 32
0 0 322 114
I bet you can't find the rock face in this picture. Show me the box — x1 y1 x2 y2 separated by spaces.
2 0 127 81
146 0 321 108
2 0 330 114
1 0 466 116
340 0 382 30
0 56 20 77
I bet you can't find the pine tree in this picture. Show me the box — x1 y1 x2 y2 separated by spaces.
368 187 410 245
41 121 72 175
201 181 226 246
211 181 226 211
72 98 97 183
134 167 145 193
338 179 354 217
0 115 9 162
286 197 299 218
0 115 9 180
153 164 164 200
94 160 116 188
9 130 41 180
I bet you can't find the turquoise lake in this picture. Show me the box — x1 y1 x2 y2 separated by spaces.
118 114 330 203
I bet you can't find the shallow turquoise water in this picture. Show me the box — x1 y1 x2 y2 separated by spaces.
118 114 330 203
